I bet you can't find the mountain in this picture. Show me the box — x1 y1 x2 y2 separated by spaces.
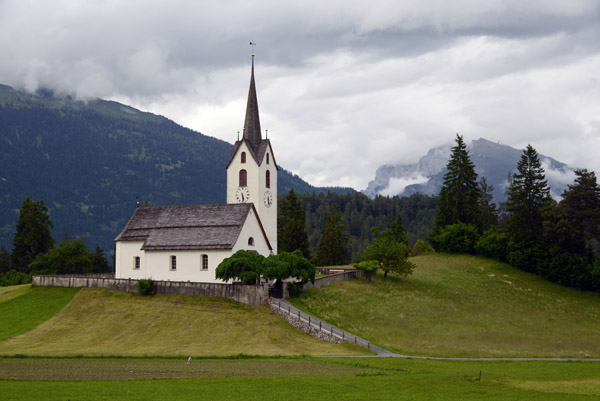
363 138 575 203
0 84 352 257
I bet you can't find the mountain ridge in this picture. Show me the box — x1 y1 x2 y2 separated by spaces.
0 84 352 256
364 138 574 203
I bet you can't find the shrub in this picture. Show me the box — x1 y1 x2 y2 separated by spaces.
434 223 479 254
287 282 302 297
137 279 154 295
475 229 509 261
412 240 435 256
0 270 32 287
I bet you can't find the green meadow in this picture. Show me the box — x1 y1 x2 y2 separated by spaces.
2 357 600 400
0 286 365 357
292 254 600 358
2 254 600 400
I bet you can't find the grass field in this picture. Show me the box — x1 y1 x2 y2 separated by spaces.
292 254 600 358
0 287 367 356
1 356 600 400
0 286 79 341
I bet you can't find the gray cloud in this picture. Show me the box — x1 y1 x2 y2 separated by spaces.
2 0 600 189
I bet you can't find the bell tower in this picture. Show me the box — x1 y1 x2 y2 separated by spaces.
226 52 278 252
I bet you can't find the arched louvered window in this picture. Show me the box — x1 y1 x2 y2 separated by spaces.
241 152 246 163
239 169 247 187
248 237 255 246
266 170 270 188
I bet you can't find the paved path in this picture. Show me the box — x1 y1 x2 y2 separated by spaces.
270 297 600 361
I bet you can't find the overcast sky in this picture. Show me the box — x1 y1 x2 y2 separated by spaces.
2 0 599 190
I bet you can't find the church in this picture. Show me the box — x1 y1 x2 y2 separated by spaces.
114 54 277 283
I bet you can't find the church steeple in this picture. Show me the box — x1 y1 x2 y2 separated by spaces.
243 54 262 152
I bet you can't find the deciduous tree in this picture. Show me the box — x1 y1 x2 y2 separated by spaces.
215 250 264 284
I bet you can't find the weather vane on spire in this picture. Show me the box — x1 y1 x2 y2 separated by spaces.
249 41 256 56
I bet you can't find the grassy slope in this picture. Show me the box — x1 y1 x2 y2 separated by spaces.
0 284 31 303
0 286 79 341
0 288 366 356
292 254 600 358
2 357 600 400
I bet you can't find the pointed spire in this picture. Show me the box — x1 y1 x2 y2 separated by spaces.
243 53 262 151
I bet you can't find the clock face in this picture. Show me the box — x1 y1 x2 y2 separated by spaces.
263 190 273 208
235 187 250 203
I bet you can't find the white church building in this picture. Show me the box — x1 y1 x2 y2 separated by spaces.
114 55 277 283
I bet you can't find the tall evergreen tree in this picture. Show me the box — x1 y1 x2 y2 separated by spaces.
11 198 54 272
560 169 600 253
504 144 551 246
278 189 311 258
315 204 349 266
434 134 481 233
478 176 498 232
0 245 12 274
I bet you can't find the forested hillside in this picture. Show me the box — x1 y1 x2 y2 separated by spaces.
297 192 436 260
0 84 349 256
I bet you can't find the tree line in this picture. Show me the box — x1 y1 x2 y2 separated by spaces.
431 134 600 292
0 198 111 286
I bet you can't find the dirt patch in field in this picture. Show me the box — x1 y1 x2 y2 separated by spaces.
0 358 378 380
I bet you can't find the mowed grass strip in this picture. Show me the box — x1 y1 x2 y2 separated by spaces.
0 357 375 380
0 286 79 341
0 284 31 303
0 288 368 356
2 357 600 400
292 254 600 358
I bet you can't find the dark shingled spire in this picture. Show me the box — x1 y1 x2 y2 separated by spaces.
243 54 262 152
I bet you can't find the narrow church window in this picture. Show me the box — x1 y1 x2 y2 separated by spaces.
241 152 246 163
266 170 270 188
170 255 177 271
248 237 254 246
202 254 208 270
134 256 140 270
239 169 247 187
266 153 269 164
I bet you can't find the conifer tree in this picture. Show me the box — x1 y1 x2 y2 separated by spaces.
11 198 54 272
504 144 551 246
434 134 481 232
560 169 600 252
478 176 498 232
278 189 311 258
315 203 349 266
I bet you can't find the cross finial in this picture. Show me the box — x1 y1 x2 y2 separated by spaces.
249 41 256 56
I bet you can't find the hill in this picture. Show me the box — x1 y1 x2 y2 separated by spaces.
364 138 574 202
0 84 351 256
292 254 600 358
0 286 366 356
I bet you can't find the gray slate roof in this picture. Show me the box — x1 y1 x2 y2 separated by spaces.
115 203 266 251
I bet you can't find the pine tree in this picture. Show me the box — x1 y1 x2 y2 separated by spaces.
504 144 551 246
11 198 54 272
315 204 349 266
278 189 311 258
560 169 600 252
434 134 481 233
478 176 498 232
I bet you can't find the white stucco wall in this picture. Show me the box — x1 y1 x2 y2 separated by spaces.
257 143 277 252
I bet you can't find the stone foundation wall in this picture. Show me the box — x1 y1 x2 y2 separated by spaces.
32 275 269 306
270 303 342 344
302 270 362 291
